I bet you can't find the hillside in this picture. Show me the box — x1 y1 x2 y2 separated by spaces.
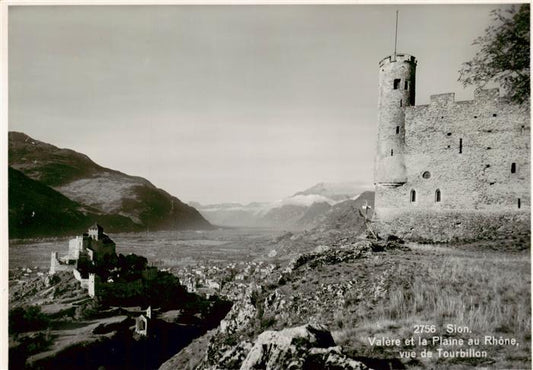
162 235 531 370
8 167 142 238
8 132 212 237
9 166 93 238
307 190 375 232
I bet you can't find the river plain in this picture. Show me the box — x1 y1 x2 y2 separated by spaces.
9 227 283 272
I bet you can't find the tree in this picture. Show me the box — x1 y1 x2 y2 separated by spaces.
458 5 530 103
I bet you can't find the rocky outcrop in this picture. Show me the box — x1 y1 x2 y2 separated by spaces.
282 241 372 277
305 346 371 370
218 283 261 335
221 324 370 370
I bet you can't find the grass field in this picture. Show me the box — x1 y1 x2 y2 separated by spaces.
331 243 531 369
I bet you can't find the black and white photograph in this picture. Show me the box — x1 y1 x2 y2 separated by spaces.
3 2 531 369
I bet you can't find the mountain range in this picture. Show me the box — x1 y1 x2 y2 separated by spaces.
190 182 374 230
8 131 374 237
8 132 211 238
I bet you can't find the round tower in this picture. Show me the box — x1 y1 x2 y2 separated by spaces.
375 53 417 186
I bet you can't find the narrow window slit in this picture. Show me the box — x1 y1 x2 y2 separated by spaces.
393 79 401 89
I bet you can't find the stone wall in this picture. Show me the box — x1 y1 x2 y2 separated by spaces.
49 252 75 275
374 87 530 241
374 209 530 243
73 269 97 297
68 236 84 261
405 89 529 210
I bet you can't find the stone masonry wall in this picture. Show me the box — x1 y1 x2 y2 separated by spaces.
375 209 530 243
375 88 530 241
375 54 416 185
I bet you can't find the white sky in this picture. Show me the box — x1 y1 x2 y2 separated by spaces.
8 4 507 204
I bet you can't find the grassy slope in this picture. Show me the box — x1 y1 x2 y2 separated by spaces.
333 244 530 369
9 167 141 238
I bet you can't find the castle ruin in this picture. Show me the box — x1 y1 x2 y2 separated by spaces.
50 223 116 297
373 53 530 242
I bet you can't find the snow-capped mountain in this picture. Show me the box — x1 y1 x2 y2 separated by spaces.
191 181 373 229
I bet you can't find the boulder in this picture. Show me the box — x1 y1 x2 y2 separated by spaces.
240 324 369 370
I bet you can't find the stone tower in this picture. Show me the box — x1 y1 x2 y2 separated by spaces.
374 54 417 209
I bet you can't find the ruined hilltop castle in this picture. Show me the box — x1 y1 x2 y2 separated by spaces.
50 223 116 296
373 53 530 242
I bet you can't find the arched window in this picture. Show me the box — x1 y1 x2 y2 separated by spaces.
410 189 416 203
435 189 441 202
511 163 516 173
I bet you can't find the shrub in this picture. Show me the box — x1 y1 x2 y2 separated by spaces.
9 306 50 334
260 315 277 330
